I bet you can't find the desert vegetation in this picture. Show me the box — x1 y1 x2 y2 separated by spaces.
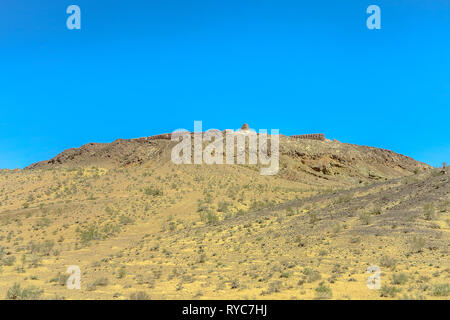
0 137 448 300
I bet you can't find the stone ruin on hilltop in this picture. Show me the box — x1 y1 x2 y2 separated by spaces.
130 124 326 142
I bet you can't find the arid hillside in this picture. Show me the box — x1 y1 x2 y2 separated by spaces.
26 136 429 182
0 135 448 300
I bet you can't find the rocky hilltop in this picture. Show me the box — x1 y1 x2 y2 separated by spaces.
25 128 431 187
0 127 447 301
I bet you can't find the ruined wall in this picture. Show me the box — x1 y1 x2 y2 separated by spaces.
290 133 325 141
132 132 325 142
130 137 149 142
147 133 172 140
146 132 208 140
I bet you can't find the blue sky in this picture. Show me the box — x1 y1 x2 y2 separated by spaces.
0 0 449 168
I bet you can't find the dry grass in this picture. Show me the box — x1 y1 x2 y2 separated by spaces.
0 139 447 300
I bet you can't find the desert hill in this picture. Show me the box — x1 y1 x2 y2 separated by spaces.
26 135 430 185
0 132 448 300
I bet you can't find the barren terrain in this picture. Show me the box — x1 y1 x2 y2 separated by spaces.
0 136 448 300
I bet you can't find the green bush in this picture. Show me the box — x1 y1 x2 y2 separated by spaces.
379 255 397 269
380 285 400 298
143 187 163 196
410 236 426 253
27 240 54 256
1 255 16 266
200 211 218 225
315 282 332 299
87 277 109 291
267 280 282 294
423 203 438 220
359 212 372 225
217 201 232 213
302 267 321 283
77 225 103 244
130 291 151 300
392 273 409 285
50 272 70 286
432 283 450 297
118 215 134 225
6 283 43 300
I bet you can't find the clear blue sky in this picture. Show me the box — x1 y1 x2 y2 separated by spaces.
1 0 449 169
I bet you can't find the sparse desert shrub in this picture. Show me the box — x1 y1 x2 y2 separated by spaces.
432 283 450 297
101 223 121 237
372 207 382 215
410 236 426 253
152 269 162 280
315 282 332 299
130 291 151 300
50 272 70 286
430 170 442 177
87 277 109 291
359 212 372 225
217 201 232 213
117 267 126 279
423 203 438 220
379 255 397 269
438 200 450 213
308 212 319 225
331 222 342 234
143 187 163 196
302 267 321 283
118 215 134 225
94 277 109 286
400 293 426 300
230 279 240 289
267 280 282 294
198 254 207 264
336 194 352 204
168 221 176 231
76 225 103 244
403 175 419 184
26 253 41 268
200 211 218 225
380 285 400 298
294 236 306 247
197 202 209 213
350 237 361 244
36 217 52 228
392 273 409 285
1 255 16 266
27 240 55 256
286 206 294 216
6 283 43 300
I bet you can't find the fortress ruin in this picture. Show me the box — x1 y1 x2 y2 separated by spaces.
131 124 326 142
